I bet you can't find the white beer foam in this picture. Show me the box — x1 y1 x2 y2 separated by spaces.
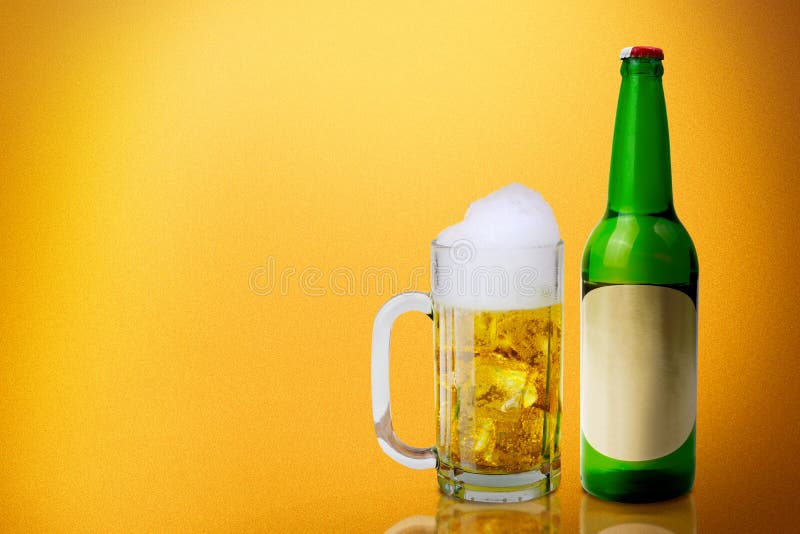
436 183 560 249
433 183 561 310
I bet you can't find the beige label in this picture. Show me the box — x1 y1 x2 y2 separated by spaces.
581 285 697 462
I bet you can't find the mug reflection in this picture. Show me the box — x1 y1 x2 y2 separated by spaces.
385 493 560 533
580 493 695 534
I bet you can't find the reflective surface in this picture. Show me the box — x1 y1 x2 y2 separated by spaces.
373 481 751 533
384 491 697 533
386 494 560 533
580 494 695 533
299 461 797 532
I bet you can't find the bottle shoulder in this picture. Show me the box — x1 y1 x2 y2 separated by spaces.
582 211 698 285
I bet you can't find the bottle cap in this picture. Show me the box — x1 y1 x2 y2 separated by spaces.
620 46 664 60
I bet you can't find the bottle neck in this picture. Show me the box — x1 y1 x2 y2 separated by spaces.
607 58 673 215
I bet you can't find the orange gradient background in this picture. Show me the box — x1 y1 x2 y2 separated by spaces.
2 2 799 532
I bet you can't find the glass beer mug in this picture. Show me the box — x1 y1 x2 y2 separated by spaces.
371 240 564 502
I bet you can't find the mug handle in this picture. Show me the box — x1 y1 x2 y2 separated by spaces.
371 291 437 469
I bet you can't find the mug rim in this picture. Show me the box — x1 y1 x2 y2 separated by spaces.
430 239 564 251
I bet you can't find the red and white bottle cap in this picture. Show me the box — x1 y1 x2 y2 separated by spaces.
620 46 664 60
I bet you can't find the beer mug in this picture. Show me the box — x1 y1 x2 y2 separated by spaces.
371 240 563 502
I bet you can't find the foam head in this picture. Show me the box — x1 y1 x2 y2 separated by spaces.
432 183 562 310
435 183 560 248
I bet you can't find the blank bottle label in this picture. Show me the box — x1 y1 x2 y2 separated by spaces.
581 285 697 462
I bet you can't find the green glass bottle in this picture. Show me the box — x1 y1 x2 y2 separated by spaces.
580 46 698 503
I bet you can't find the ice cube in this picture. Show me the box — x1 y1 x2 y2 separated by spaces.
474 352 531 413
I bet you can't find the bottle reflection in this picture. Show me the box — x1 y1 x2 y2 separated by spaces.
385 494 560 533
580 493 695 534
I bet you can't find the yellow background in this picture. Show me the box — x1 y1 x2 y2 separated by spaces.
2 1 799 532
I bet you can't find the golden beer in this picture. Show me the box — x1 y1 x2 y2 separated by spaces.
435 305 562 475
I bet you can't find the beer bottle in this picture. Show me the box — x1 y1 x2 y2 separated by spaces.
580 46 698 502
